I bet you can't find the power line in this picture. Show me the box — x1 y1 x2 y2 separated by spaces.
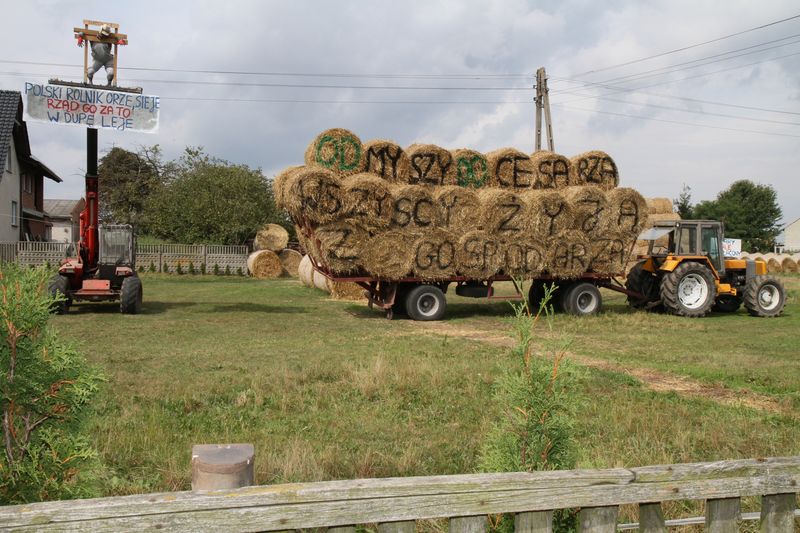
569 13 800 77
553 103 800 138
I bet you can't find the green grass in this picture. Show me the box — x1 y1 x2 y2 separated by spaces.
51 274 800 508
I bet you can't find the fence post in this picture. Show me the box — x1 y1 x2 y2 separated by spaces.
158 244 163 273
202 244 207 274
191 443 255 491
705 498 740 533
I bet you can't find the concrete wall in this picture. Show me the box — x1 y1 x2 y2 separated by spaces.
50 220 74 243
0 138 20 242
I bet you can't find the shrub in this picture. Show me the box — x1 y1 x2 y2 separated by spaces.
188 262 196 275
200 263 206 275
212 264 220 276
176 263 183 275
224 265 231 276
0 264 104 503
149 262 156 273
236 267 243 276
479 282 579 532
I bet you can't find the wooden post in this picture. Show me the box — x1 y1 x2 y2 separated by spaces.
449 515 487 533
705 497 740 533
191 443 254 491
515 510 553 532
534 69 543 152
760 493 796 532
638 502 666 533
579 506 618 533
83 22 89 83
378 521 416 533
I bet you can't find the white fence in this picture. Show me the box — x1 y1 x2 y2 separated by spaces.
0 242 249 274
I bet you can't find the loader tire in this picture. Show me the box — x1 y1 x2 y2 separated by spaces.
48 275 71 314
660 262 715 317
120 275 143 315
743 275 785 317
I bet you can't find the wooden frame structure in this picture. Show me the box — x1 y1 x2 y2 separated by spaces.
74 19 128 86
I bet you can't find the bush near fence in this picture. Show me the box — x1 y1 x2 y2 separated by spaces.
1 242 249 275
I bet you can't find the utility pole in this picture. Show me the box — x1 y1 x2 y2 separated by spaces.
534 67 554 152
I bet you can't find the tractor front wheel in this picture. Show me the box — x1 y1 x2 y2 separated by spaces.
660 262 715 317
743 275 785 317
48 275 71 314
120 276 143 315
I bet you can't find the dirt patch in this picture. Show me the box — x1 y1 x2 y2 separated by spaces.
399 320 789 414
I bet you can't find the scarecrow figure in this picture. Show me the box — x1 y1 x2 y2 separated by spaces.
81 24 115 85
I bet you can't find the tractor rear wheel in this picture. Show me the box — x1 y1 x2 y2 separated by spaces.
743 275 785 317
660 262 715 317
48 275 71 314
120 275 143 314
713 295 742 313
625 261 659 309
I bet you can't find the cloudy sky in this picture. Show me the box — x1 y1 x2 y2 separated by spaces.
3 0 799 227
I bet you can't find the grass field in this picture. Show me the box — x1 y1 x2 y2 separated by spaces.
51 274 800 520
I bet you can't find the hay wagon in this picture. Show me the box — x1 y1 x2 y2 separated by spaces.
309 255 632 321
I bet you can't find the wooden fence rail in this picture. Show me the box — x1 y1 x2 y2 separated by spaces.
0 456 797 532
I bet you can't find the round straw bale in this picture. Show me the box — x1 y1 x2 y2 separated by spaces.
278 248 303 277
478 189 531 240
313 221 369 274
254 223 289 252
452 149 489 188
781 256 798 273
273 165 304 210
564 186 610 236
360 230 418 279
455 231 503 278
547 231 592 278
304 128 364 177
412 229 458 280
298 254 314 287
646 197 673 215
524 190 574 239
502 237 548 278
389 185 440 231
313 269 330 292
326 280 366 300
569 151 619 190
605 188 649 238
530 151 571 189
646 212 681 227
589 231 631 275
283 167 344 224
341 173 394 231
767 257 783 273
406 143 456 186
434 186 482 230
362 139 409 182
486 148 535 189
247 250 283 279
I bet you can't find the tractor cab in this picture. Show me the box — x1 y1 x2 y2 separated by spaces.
642 220 725 275
98 224 136 280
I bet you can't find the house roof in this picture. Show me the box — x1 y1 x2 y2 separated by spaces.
0 89 62 183
44 199 84 219
0 90 20 173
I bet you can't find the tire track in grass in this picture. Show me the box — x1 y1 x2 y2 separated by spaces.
398 320 790 414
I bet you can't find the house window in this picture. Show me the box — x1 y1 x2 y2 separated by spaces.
23 174 32 193
5 145 11 173
11 201 18 227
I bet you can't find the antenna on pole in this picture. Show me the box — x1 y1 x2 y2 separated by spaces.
534 67 554 152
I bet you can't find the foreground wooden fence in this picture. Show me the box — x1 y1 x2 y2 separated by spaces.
0 242 249 274
1 456 797 532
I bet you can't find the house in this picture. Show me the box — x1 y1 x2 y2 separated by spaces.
0 90 63 242
782 217 800 253
44 198 85 243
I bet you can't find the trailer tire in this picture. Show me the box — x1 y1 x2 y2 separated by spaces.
405 285 446 321
48 275 71 314
120 275 143 315
563 282 602 316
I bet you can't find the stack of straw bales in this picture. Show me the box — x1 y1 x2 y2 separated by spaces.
297 253 365 300
740 252 799 274
625 198 679 272
277 128 649 280
249 223 305 279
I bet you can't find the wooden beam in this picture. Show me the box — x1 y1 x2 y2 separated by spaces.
83 20 119 29
705 497 740 533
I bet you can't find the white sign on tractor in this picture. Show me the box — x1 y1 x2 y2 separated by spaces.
722 238 742 258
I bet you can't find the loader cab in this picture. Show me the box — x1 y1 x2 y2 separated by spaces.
98 224 136 285
644 220 725 275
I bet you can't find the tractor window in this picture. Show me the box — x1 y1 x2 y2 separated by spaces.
677 226 696 254
702 226 722 271
99 227 132 265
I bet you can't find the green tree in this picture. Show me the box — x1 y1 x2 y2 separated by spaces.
145 148 282 245
693 180 782 251
0 265 104 503
98 145 169 227
673 183 693 219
